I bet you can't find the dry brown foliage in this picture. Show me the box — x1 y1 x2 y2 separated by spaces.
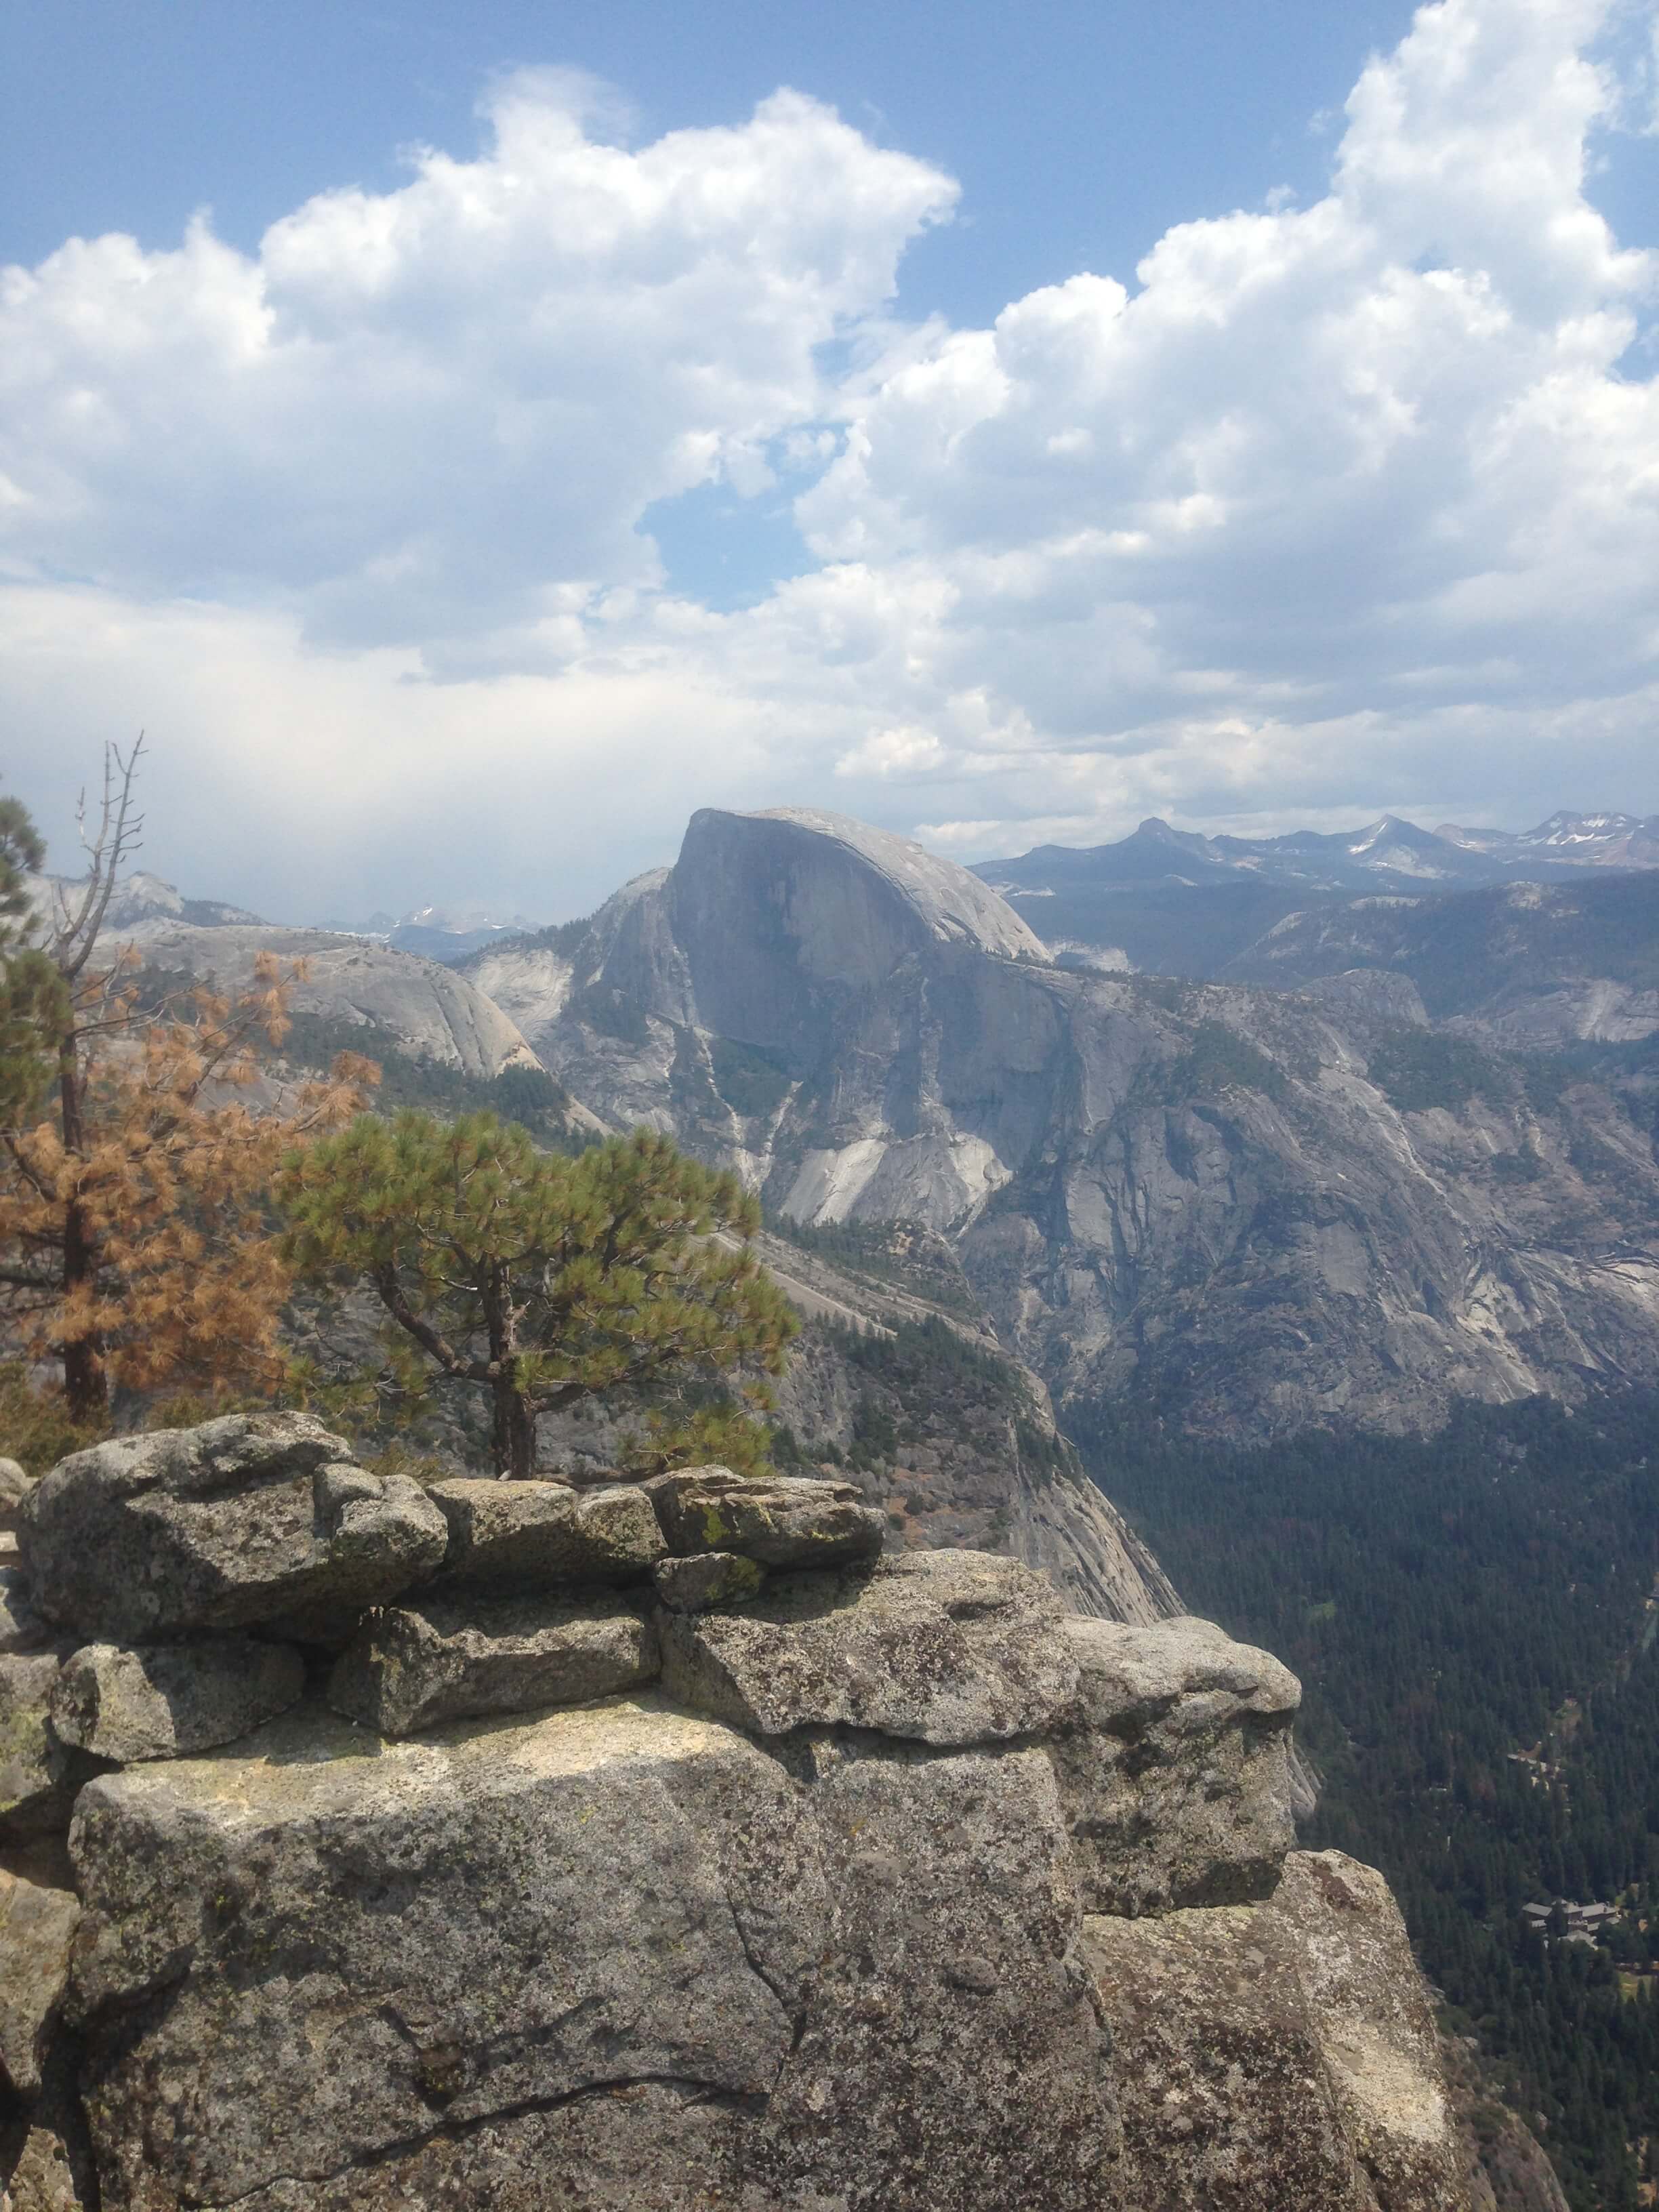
0 949 376 1406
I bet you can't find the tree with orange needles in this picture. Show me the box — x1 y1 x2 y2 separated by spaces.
0 741 375 1418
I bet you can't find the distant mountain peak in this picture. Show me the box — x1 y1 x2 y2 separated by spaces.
1523 809 1653 845
27 869 266 933
1432 811 1659 867
1131 817 1213 853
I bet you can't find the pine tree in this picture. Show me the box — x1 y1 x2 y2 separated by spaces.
279 1113 797 1477
0 792 66 1128
0 741 373 1413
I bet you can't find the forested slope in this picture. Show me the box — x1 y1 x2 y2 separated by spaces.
1085 1388 1659 2211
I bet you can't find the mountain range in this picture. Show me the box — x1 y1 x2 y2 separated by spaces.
66 803 1659 1448
985 809 1659 899
457 808 1659 1444
319 903 544 962
975 808 1659 976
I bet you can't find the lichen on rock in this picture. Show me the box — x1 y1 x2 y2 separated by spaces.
657 1549 1080 1743
49 1638 306 1764
1048 1614 1302 1914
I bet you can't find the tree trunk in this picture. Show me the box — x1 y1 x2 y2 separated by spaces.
490 1374 537 1480
482 1261 535 1478
56 1042 106 1419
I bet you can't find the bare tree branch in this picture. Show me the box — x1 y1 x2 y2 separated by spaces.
56 736 146 981
371 1261 493 1384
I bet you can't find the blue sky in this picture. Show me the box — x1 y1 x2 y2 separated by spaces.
1 0 1657 920
3 3 1425 319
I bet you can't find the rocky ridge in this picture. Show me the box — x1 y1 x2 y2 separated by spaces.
0 1414 1470 2211
472 806 1659 1441
127 920 543 1079
966 810 1659 979
753 1225 1182 1624
1221 872 1659 1048
31 871 545 1080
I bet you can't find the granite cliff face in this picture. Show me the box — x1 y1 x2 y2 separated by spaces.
127 920 545 1080
32 867 546 1082
750 1228 1181 1626
475 808 1659 1441
1 1416 1470 2212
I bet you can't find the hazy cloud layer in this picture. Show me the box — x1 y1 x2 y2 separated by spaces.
1 0 1656 918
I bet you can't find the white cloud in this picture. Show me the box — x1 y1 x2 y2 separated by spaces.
0 76 954 646
834 724 951 779
0 582 791 922
1 0 1658 916
776 0 1659 838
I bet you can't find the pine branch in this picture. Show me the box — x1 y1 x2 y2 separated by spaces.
370 1261 491 1383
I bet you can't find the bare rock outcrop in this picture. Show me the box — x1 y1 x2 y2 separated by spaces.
426 1477 663 1592
652 1549 766 1611
1049 1616 1301 1915
0 1416 1476 2211
121 920 544 1078
643 1465 884 1569
659 1551 1079 1744
19 1414 447 1641
0 1868 79 2098
510 805 1659 1443
1086 1849 1468 2210
0 1654 73 1841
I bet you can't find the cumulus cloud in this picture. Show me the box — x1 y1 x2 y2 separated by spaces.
783 0 1659 840
0 75 954 646
1 0 1657 917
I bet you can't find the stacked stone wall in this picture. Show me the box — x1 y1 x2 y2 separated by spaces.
1 1416 1470 2211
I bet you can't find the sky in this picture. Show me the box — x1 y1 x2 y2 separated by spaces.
1 0 1657 924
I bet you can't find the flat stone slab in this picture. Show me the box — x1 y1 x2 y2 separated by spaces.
19 1414 449 1640
644 1467 884 1570
68 1698 821 2211
328 1591 661 1736
0 1866 81 2096
51 1638 306 1764
657 1550 1078 1743
427 1479 663 1592
652 1552 766 1613
1046 1616 1300 1916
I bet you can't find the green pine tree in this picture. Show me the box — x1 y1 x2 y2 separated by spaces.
280 1112 797 1477
0 794 67 1128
